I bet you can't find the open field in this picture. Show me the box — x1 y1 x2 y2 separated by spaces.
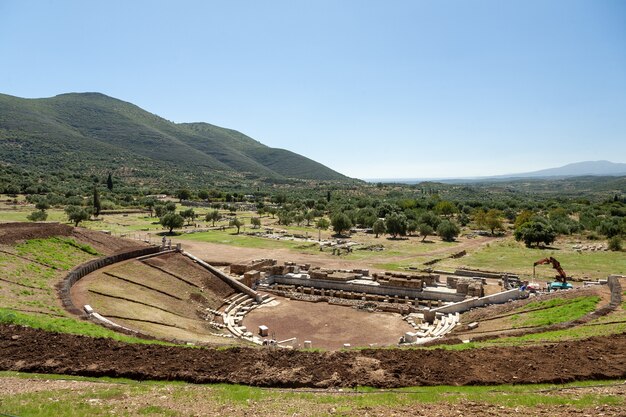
1 372 624 417
438 238 626 280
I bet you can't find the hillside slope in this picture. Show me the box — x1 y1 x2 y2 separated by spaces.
0 92 348 184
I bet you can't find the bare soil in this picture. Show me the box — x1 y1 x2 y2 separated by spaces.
2 324 625 388
0 222 73 244
243 294 413 349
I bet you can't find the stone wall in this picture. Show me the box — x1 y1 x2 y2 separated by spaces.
430 288 525 315
268 275 465 302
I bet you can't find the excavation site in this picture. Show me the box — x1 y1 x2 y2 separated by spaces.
2 223 625 390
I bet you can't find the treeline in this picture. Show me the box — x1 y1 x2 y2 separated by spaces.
4 169 625 250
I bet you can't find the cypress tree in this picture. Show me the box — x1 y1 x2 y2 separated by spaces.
106 173 113 191
93 186 101 217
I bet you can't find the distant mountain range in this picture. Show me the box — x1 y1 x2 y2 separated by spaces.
492 160 626 179
0 92 349 186
369 161 626 184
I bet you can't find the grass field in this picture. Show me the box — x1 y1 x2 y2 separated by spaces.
0 372 623 417
438 238 626 280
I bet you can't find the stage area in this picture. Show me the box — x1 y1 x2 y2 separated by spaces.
242 294 413 350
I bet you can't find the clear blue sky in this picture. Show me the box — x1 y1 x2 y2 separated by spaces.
1 0 625 179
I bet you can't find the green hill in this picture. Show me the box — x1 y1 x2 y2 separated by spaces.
0 92 349 188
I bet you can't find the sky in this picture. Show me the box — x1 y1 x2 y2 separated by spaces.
1 1 625 180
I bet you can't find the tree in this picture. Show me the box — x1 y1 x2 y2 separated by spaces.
407 220 418 235
106 173 113 191
65 205 90 227
35 200 50 211
385 212 407 238
197 190 209 200
229 218 243 234
435 201 456 218
205 210 221 226
331 213 352 235
27 210 48 222
177 189 191 202
160 212 184 234
143 198 156 217
304 210 315 226
419 211 441 230
251 217 261 229
418 223 434 242
316 218 330 230
372 219 385 238
154 204 166 218
278 210 293 226
484 209 504 235
180 208 196 225
437 220 460 242
598 217 622 238
514 218 556 247
165 202 177 212
93 186 101 217
514 210 534 229
474 209 487 229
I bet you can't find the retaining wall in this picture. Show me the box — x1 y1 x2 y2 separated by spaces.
454 269 518 279
182 251 262 302
431 288 524 315
267 275 466 302
59 246 161 315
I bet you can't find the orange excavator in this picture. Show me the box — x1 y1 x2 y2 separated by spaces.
533 257 573 290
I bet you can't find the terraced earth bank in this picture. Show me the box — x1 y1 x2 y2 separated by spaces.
2 324 625 388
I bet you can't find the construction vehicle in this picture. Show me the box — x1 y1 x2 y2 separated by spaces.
533 257 573 291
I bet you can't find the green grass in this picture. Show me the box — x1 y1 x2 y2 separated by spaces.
0 308 170 345
16 237 99 270
510 296 600 327
176 229 311 250
439 238 626 279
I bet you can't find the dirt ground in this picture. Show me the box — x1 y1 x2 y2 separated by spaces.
0 222 73 244
0 222 147 255
2 324 626 388
243 294 413 349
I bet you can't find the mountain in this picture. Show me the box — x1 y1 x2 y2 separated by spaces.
370 161 626 184
0 92 349 187
494 161 626 179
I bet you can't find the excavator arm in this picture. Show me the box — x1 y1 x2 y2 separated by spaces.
533 257 567 283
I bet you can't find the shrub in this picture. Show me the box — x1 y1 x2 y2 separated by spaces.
608 236 622 251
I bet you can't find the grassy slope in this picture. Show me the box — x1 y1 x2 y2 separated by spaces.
0 235 168 345
0 92 349 182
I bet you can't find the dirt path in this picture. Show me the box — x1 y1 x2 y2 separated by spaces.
2 325 625 388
